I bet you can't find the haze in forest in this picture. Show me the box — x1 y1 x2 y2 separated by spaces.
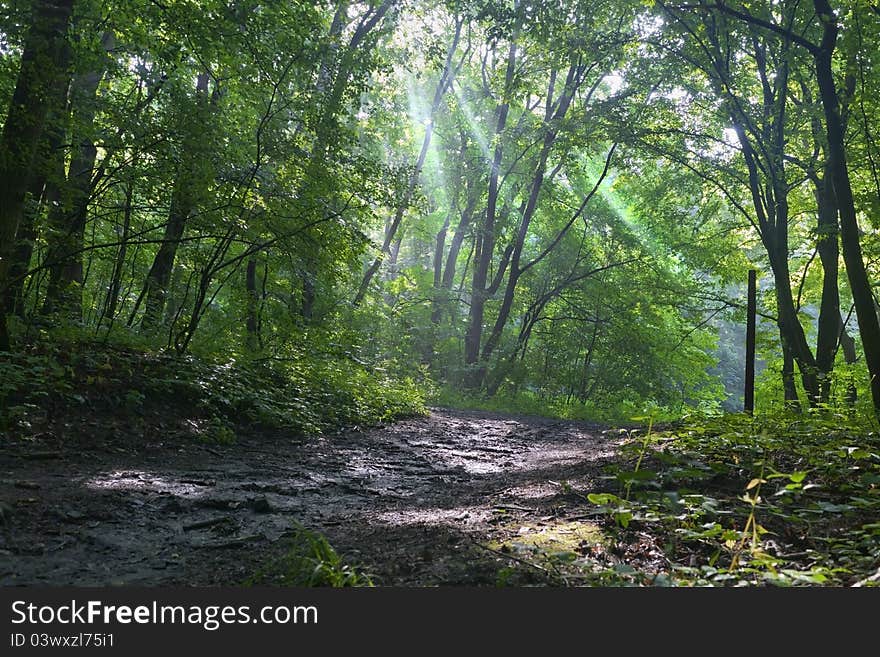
2 0 878 420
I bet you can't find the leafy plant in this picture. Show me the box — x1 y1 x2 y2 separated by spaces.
249 524 373 587
583 411 880 586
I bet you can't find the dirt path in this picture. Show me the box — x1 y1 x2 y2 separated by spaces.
0 409 622 586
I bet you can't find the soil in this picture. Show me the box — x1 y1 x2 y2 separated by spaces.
0 408 626 586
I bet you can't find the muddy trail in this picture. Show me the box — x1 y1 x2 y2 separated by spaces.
1 409 630 586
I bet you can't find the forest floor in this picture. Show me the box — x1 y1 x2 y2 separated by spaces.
0 408 643 586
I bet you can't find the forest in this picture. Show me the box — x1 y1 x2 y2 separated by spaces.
0 0 879 588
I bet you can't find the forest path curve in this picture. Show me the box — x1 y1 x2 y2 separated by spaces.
1 409 622 586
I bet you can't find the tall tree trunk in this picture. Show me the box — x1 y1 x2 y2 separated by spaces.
386 234 403 281
4 62 71 319
141 183 194 329
838 314 858 406
734 124 821 404
42 31 114 318
300 0 393 317
439 193 478 288
140 72 210 331
479 137 551 366
0 0 74 349
429 196 479 335
101 177 133 325
782 341 801 410
354 18 462 305
5 176 47 317
813 0 880 414
245 256 260 351
430 211 451 322
813 166 841 404
464 37 517 385
771 255 820 403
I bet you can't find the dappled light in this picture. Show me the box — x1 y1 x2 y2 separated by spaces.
2 0 879 589
85 470 213 498
375 506 491 527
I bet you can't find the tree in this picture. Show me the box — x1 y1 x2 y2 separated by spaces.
0 0 75 349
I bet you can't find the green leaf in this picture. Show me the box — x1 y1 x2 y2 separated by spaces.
587 493 622 506
614 511 632 529
617 469 657 482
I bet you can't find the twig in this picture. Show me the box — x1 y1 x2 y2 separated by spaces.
853 568 880 587
471 540 550 574
183 517 229 531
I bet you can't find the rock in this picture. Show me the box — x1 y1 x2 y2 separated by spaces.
248 497 272 513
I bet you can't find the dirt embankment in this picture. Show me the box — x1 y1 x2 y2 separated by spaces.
1 409 623 586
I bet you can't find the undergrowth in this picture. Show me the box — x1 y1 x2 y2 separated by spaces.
0 338 427 442
431 386 683 424
582 410 880 586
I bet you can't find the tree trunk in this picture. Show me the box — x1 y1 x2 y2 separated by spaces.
245 256 260 351
440 194 478 289
141 177 195 329
813 0 880 414
301 0 393 317
734 123 821 404
480 129 556 365
101 178 133 325
4 63 71 319
4 176 46 317
771 256 820 403
354 19 462 305
464 38 517 385
838 314 858 406
813 167 841 404
42 31 114 318
782 341 801 411
429 211 451 326
140 72 210 331
0 0 74 349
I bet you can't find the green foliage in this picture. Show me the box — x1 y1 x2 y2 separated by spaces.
3 0 880 590
432 386 688 424
0 336 427 442
585 411 880 586
248 524 372 587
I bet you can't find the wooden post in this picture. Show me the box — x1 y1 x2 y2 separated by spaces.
744 269 756 414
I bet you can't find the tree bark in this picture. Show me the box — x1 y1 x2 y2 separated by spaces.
140 72 211 331
42 31 115 318
101 177 134 325
4 176 47 317
812 0 880 414
464 37 517 385
245 256 260 351
782 341 801 410
813 166 841 403
0 0 74 349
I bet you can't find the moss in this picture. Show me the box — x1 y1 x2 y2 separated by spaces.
490 520 606 558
